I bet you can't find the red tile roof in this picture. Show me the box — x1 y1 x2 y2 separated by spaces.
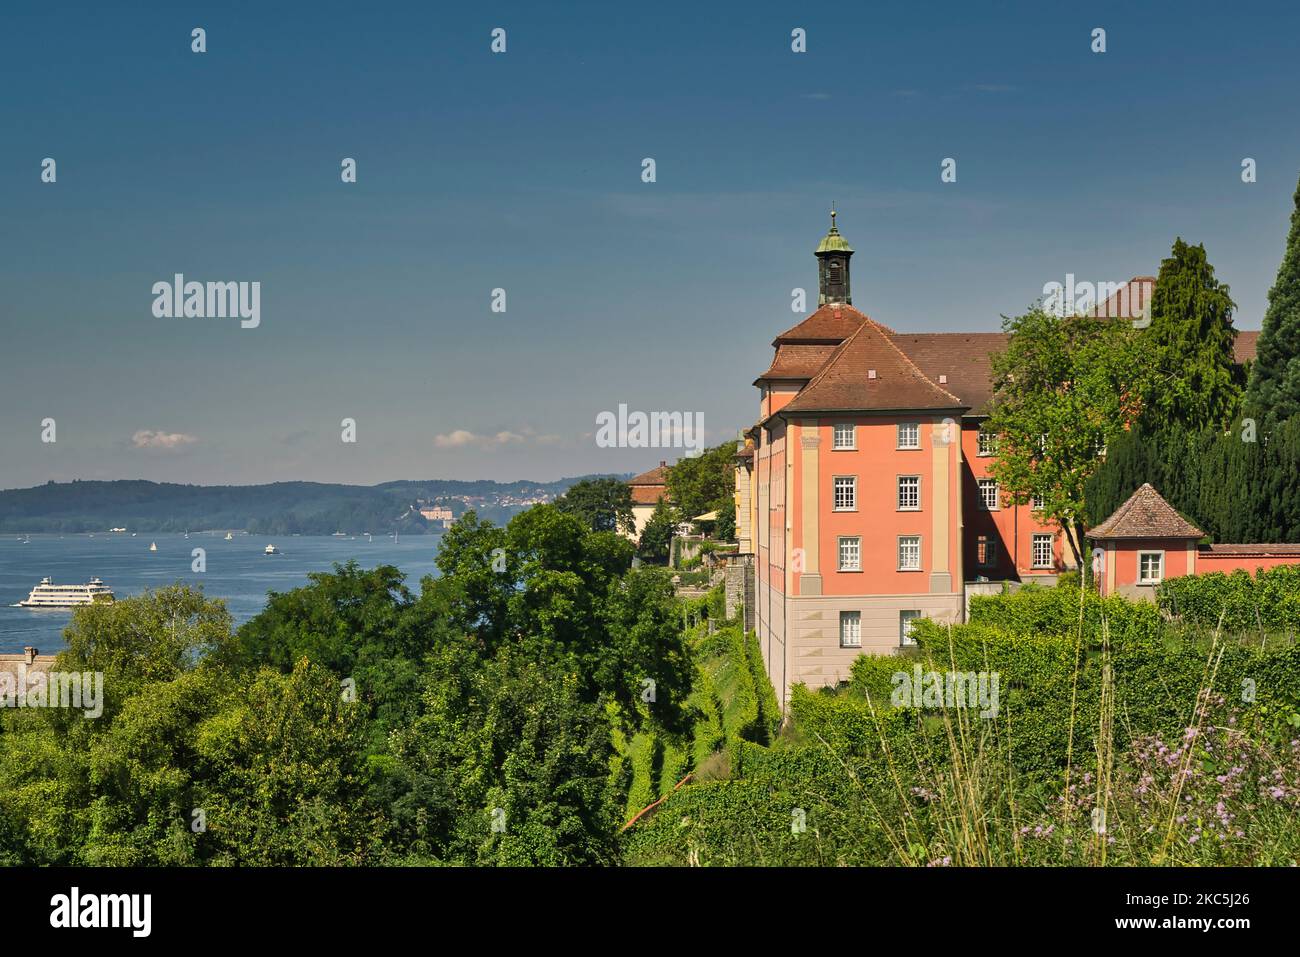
628 462 669 506
887 332 1009 415
756 342 841 382
628 463 669 487
1087 484 1204 541
755 276 1261 418
781 319 964 415
1200 543 1300 557
771 303 878 345
630 486 666 505
1234 330 1259 364
1094 277 1156 320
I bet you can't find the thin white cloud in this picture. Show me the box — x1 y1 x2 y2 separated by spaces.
131 430 197 450
435 429 525 449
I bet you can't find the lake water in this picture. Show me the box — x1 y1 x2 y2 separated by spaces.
0 532 442 654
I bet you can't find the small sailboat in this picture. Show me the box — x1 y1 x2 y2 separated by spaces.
149 541 157 552
224 532 233 541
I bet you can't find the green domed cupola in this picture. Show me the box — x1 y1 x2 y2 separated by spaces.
815 207 853 305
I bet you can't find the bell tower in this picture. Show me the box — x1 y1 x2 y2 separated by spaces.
815 207 853 305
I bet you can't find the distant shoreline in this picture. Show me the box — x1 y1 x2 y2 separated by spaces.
0 474 628 536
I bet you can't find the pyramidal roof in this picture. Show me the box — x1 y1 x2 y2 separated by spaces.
1087 483 1204 540
771 302 890 346
781 318 964 414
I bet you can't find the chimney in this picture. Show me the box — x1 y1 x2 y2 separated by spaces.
659 460 667 468
23 647 37 665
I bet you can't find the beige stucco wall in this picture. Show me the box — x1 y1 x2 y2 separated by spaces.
754 575 787 703
778 591 964 708
629 502 657 540
735 461 753 551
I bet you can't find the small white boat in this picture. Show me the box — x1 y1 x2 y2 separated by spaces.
264 544 279 555
224 532 234 541
149 542 157 552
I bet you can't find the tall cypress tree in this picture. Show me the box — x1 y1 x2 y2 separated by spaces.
1140 238 1241 433
1245 173 1300 426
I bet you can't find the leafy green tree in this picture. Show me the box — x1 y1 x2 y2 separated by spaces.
429 510 512 644
61 585 232 686
554 477 635 534
1246 174 1300 425
387 645 619 865
223 562 414 677
1141 238 1242 432
191 659 384 865
598 567 694 735
665 442 736 539
636 499 677 563
987 306 1147 568
82 668 234 866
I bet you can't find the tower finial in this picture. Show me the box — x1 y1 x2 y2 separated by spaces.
830 203 837 230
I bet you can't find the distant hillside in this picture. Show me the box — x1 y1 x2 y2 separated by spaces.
0 475 628 535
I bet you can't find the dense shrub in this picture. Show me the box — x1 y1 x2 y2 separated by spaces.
1159 564 1300 634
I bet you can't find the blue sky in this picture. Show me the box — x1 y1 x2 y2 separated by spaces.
3 0 1299 487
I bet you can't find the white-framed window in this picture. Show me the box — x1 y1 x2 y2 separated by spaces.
897 475 920 511
898 535 921 571
1037 433 1049 454
833 423 856 450
897 422 920 450
1095 434 1108 457
1032 533 1054 569
838 536 861 572
1031 490 1045 510
978 478 999 511
840 610 862 648
977 428 997 456
833 476 856 511
1138 550 1164 585
976 535 997 568
900 610 921 646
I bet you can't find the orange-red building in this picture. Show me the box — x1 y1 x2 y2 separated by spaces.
735 215 1260 707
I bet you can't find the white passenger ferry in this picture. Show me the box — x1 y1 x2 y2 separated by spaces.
15 577 115 608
